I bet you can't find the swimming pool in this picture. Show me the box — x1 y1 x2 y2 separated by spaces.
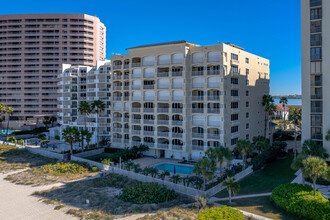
154 163 194 174
0 130 13 134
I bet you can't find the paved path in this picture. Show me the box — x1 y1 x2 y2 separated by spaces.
211 192 272 202
0 171 76 220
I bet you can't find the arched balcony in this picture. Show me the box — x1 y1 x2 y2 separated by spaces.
143 102 154 113
132 102 141 113
158 114 169 125
172 114 183 126
132 125 141 135
172 127 183 138
192 140 204 151
208 89 220 101
207 128 221 139
192 127 204 139
112 60 122 70
144 137 155 148
158 103 169 113
172 139 183 150
192 89 204 101
132 57 141 67
158 138 169 149
157 126 169 137
132 136 141 146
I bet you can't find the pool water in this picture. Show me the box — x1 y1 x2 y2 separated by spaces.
154 163 194 174
0 130 13 134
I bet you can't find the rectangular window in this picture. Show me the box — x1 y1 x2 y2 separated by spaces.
246 68 249 75
231 138 238 146
231 126 239 133
231 65 239 73
311 47 322 60
311 20 321 33
246 90 249 96
231 90 238 96
231 114 239 121
246 112 249 118
311 101 322 113
310 0 322 7
245 58 249 64
246 102 249 107
231 53 238 60
311 8 322 20
311 34 322 46
231 102 238 109
231 78 238 84
246 123 249 129
246 134 249 140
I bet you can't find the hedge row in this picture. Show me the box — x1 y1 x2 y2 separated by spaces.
271 183 330 220
197 206 244 220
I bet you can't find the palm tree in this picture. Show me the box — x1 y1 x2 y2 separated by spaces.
265 103 277 143
207 146 232 178
79 129 90 151
61 126 80 156
193 157 215 191
302 157 328 196
4 107 14 140
85 130 93 149
234 139 253 168
289 107 302 158
43 116 51 130
222 176 240 204
291 154 308 185
0 103 5 124
301 139 329 159
159 170 170 180
78 101 91 130
262 94 275 138
279 97 288 129
252 136 270 154
91 100 105 147
50 116 57 127
170 175 181 184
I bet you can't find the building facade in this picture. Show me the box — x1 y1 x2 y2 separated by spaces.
0 13 106 128
301 0 330 156
109 41 269 160
58 61 111 143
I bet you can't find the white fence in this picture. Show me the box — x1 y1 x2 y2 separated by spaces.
71 155 111 171
73 148 105 158
71 153 253 198
26 147 66 160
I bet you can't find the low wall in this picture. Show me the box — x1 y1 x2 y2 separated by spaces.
26 147 66 160
71 155 110 171
73 148 105 158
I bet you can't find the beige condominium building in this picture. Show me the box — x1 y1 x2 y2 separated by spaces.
109 40 269 160
57 61 111 143
301 0 330 157
0 13 106 129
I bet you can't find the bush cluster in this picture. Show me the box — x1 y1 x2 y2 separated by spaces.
12 127 48 135
101 145 149 164
252 141 287 170
38 162 90 176
273 129 294 141
119 182 177 204
197 206 244 220
271 183 330 220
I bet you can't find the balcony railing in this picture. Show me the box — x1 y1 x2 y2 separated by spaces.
192 96 204 101
157 132 169 137
207 70 220 75
311 133 323 140
143 131 154 136
172 71 182 76
157 108 169 113
172 120 183 126
208 96 220 101
208 108 220 114
132 108 141 112
192 108 204 113
192 133 204 138
311 107 322 113
192 70 203 76
143 108 154 113
113 128 122 132
172 133 183 138
132 130 141 135
172 145 183 151
172 108 183 113
311 94 322 99
132 63 141 67
311 81 322 87
144 119 154 124
157 72 169 77
192 145 204 151
207 133 220 139
192 83 204 89
132 119 141 123
158 120 169 125
113 65 121 70
157 143 169 149
113 117 122 122
143 85 154 89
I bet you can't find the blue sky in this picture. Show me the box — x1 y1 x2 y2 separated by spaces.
2 0 301 95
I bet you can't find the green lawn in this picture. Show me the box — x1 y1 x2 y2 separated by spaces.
216 154 295 198
221 196 299 220
85 153 112 162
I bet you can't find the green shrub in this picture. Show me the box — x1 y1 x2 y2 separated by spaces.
271 183 330 220
197 206 244 220
55 135 60 140
101 158 112 165
119 183 177 204
91 166 98 172
38 162 90 176
273 129 294 141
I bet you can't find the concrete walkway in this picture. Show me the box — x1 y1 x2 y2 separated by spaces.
211 192 272 202
0 171 76 220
